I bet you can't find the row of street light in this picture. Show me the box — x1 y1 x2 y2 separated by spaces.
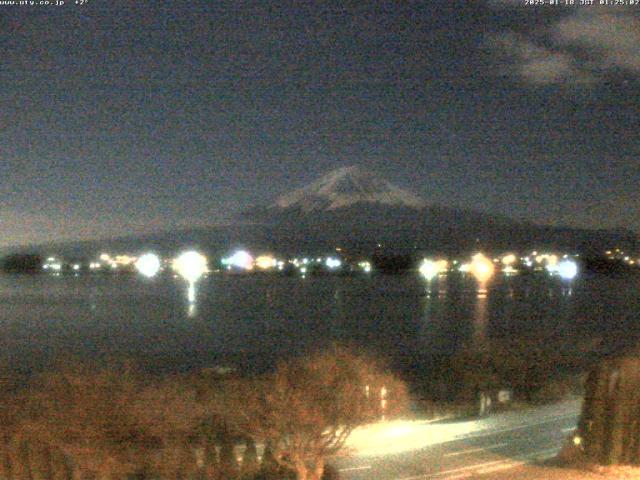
418 252 579 283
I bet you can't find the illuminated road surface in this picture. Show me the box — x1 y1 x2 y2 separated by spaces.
336 399 581 480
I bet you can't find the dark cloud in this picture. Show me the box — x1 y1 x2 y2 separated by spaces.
487 7 640 85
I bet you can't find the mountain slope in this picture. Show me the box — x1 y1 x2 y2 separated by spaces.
270 165 426 212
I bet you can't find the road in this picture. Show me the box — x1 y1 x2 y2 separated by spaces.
335 398 581 480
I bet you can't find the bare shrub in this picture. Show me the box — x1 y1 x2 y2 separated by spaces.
216 347 409 480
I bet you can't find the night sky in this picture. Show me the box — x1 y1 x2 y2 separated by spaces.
1 0 639 247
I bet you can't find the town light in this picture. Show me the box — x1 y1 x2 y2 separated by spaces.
135 253 161 278
173 251 208 284
557 260 578 280
255 255 277 270
470 253 495 283
419 259 439 281
502 254 516 266
325 257 342 269
173 251 208 312
223 250 254 270
358 261 372 273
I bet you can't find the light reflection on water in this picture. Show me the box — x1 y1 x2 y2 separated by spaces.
0 272 638 376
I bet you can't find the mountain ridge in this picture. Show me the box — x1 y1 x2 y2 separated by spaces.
269 165 426 212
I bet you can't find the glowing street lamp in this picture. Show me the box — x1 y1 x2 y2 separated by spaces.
173 251 208 304
470 253 495 283
557 259 578 280
135 253 161 278
419 259 440 281
325 257 342 270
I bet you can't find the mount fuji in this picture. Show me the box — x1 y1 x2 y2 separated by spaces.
240 166 637 255
271 165 426 212
20 166 638 258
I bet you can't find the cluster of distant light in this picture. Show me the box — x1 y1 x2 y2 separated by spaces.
519 251 578 280
100 253 136 270
42 257 63 272
219 250 366 276
605 248 639 266
42 254 136 274
41 249 374 278
45 246 620 285
419 250 579 282
43 252 211 282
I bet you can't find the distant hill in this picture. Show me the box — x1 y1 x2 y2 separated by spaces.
5 166 638 258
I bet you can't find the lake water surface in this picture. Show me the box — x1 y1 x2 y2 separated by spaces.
1 272 639 382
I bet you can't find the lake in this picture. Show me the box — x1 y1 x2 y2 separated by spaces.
1 271 639 389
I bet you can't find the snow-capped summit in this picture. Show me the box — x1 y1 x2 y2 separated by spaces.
272 166 426 212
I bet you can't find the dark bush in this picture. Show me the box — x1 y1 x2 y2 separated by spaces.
1 254 42 273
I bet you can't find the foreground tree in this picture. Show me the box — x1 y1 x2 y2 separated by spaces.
220 347 409 480
15 365 156 479
578 348 640 465
132 375 207 478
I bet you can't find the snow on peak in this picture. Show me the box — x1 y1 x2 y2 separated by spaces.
273 166 426 212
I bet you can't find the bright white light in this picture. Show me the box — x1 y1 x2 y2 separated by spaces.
173 251 208 283
419 259 439 281
224 250 254 270
419 259 447 280
135 253 161 278
72 264 80 271
325 257 342 269
557 260 578 280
